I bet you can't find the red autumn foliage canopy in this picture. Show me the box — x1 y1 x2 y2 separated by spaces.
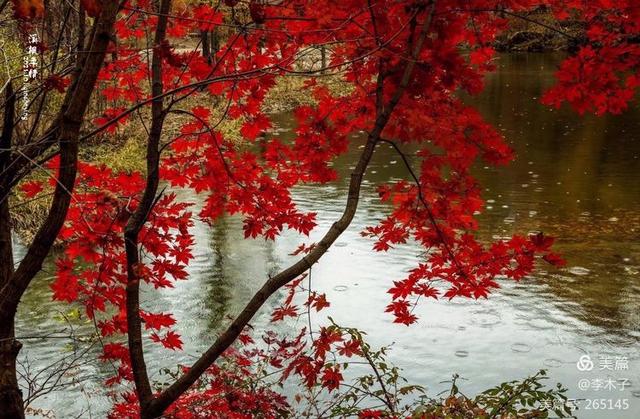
11 0 639 416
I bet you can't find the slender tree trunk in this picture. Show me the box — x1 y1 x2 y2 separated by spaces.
320 45 327 73
201 30 211 64
43 0 52 45
210 28 220 60
0 3 121 416
124 0 171 415
0 320 22 419
0 83 24 419
76 3 86 66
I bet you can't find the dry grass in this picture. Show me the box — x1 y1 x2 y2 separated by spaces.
263 74 352 113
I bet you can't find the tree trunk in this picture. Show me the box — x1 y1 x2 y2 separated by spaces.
0 3 121 416
0 321 23 419
320 45 327 73
126 1 171 414
0 197 21 419
0 83 23 419
210 28 220 60
0 191 22 419
201 30 211 64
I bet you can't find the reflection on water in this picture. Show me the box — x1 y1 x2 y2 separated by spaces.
16 54 640 417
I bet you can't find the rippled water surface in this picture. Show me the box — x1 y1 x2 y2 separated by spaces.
16 54 640 417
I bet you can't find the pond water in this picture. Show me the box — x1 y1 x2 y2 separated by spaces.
15 53 640 418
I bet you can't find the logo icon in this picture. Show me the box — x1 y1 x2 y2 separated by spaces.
577 354 594 371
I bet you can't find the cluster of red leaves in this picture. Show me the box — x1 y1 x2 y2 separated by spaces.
106 319 376 417
543 1 640 114
11 0 100 20
253 326 355 395
15 0 639 415
267 278 364 393
110 349 290 418
270 273 330 322
81 0 102 17
11 0 44 20
24 158 193 384
42 75 70 93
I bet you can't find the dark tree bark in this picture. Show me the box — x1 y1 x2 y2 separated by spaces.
125 0 171 413
0 83 24 419
320 45 327 73
0 318 22 419
76 2 86 67
0 3 121 417
210 28 220 60
201 30 212 64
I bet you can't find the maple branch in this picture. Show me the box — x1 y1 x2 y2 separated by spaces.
0 82 15 290
0 4 121 417
122 2 375 36
0 0 121 322
144 2 437 416
124 0 172 410
368 0 385 115
78 11 413 142
166 107 235 180
2 5 416 192
2 16 412 194
379 138 466 276
20 334 98 408
0 2 113 206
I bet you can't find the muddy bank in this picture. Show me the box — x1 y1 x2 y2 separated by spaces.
494 10 584 52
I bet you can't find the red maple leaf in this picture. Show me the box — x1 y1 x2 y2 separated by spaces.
151 330 183 351
20 180 44 198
